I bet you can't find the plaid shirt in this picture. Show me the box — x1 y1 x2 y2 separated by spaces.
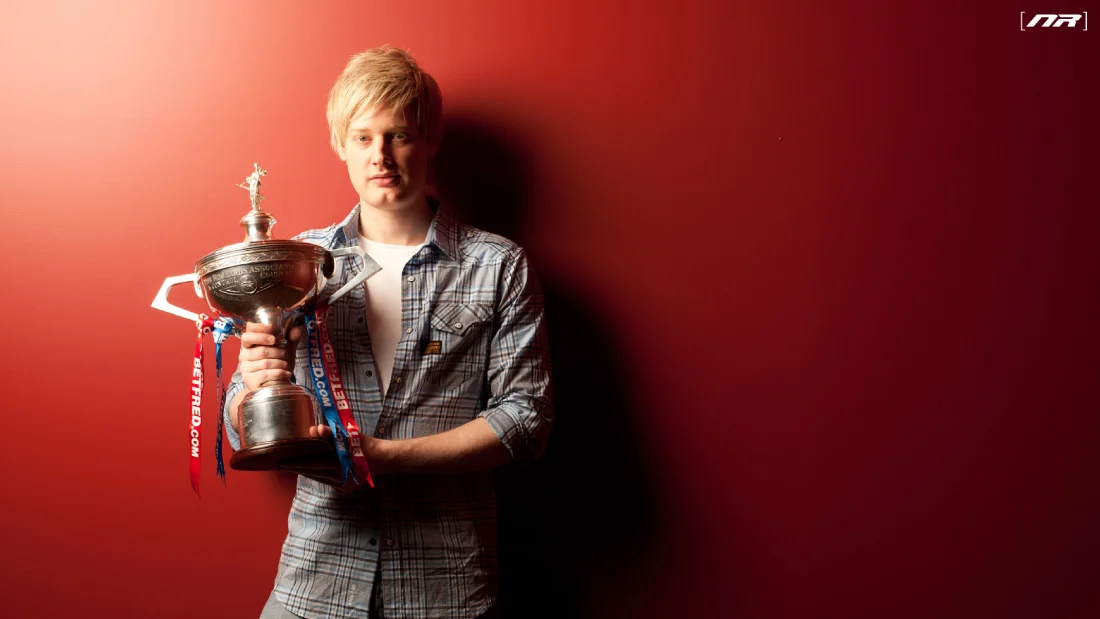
223 200 553 619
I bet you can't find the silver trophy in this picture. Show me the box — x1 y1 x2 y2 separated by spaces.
153 164 368 471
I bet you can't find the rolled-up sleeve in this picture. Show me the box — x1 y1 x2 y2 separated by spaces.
478 248 554 463
222 370 247 451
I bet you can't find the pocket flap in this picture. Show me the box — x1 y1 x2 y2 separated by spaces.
430 302 492 334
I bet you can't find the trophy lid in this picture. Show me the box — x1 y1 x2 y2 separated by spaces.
193 164 330 278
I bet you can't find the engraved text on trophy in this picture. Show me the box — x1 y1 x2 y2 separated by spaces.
204 261 318 317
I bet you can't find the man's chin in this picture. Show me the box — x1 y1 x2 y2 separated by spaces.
360 191 423 212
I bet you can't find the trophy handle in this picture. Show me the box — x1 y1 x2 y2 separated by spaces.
326 247 379 304
152 274 203 322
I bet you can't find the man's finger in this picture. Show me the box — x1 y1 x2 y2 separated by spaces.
245 369 293 390
241 332 278 349
261 369 293 386
240 359 288 373
241 346 291 361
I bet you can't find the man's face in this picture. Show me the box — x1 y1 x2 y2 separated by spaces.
341 104 434 212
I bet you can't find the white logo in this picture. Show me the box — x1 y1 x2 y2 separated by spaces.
1021 12 1088 30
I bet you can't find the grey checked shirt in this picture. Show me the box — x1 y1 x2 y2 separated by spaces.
223 200 554 619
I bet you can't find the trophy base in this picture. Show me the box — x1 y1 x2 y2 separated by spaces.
233 383 327 471
230 437 334 471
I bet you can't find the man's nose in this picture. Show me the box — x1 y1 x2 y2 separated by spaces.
370 138 392 166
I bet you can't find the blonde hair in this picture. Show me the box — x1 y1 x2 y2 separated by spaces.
326 45 443 158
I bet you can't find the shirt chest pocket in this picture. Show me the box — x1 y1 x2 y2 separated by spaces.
424 302 494 390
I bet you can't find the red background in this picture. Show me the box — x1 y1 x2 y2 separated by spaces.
1 1 1096 617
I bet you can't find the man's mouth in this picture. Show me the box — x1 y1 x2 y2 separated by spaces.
370 174 400 186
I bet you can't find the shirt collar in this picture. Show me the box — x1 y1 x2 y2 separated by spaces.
334 197 461 260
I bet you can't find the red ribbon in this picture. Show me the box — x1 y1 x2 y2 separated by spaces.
189 315 215 497
316 304 374 488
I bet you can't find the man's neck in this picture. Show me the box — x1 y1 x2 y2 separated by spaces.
358 195 433 246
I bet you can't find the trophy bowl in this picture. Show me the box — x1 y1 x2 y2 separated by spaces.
195 240 336 471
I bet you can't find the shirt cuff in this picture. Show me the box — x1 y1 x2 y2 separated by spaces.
477 395 551 464
222 379 246 452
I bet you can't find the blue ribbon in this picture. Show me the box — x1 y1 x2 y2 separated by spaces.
304 309 356 486
211 317 239 484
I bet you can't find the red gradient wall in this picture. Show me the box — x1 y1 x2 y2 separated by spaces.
1 1 1096 617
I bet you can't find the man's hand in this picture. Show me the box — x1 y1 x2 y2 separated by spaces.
238 322 303 392
277 426 385 495
310 425 390 474
228 322 303 433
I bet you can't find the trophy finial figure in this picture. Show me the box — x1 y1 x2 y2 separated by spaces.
237 163 268 210
237 163 276 242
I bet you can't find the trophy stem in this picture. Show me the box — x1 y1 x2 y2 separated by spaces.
253 307 296 348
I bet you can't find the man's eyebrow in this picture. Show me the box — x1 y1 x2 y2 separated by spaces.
348 124 412 132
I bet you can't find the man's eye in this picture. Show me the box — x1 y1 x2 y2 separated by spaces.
356 136 370 143
393 133 407 141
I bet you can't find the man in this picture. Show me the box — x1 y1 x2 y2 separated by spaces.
222 46 554 619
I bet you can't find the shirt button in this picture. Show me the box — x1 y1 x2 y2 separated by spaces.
405 327 413 334
357 316 364 324
377 426 384 435
365 370 373 377
386 538 394 547
369 538 377 546
466 231 475 238
453 322 463 330
394 376 402 384
406 276 415 283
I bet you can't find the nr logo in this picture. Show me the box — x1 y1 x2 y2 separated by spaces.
1020 12 1088 30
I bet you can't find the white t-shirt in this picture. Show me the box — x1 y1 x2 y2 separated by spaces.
359 236 425 398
